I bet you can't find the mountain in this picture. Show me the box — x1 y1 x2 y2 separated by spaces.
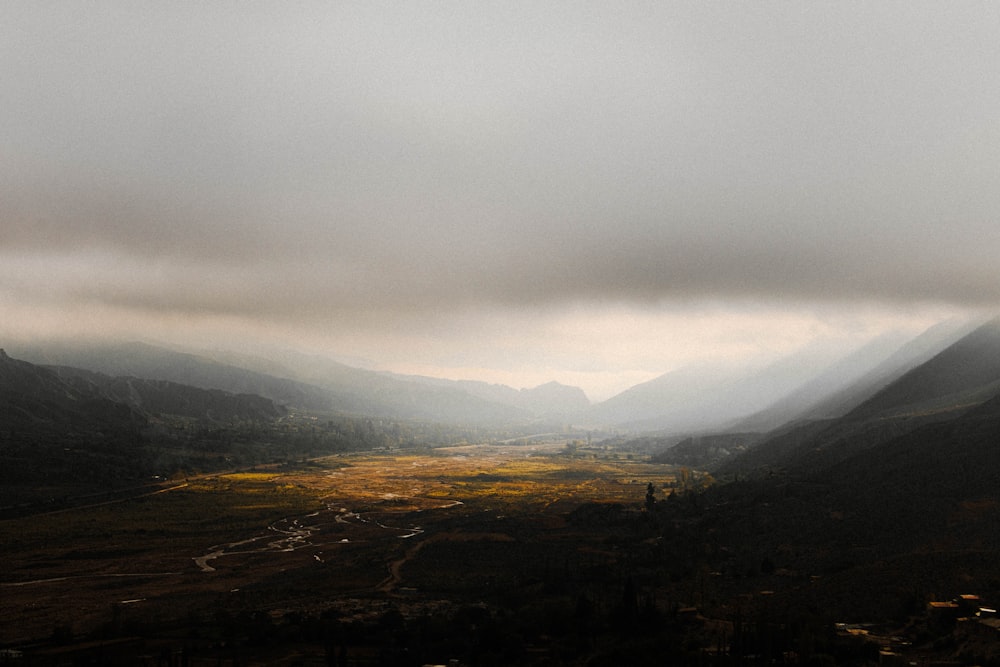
12 341 535 426
518 380 591 416
0 348 288 445
644 323 1000 623
586 343 859 433
0 348 143 445
844 317 1000 421
679 390 1000 623
49 365 285 423
750 388 1000 553
0 349 309 512
793 316 976 421
584 362 757 431
12 341 334 411
205 350 590 419
190 345 591 423
0 349 143 505
197 347 539 424
814 390 1000 528
598 319 978 438
725 330 919 433
395 376 590 419
718 318 1000 476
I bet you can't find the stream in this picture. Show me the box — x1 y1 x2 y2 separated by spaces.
193 500 461 573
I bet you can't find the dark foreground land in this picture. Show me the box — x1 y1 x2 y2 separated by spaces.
3 443 1000 666
1 444 681 665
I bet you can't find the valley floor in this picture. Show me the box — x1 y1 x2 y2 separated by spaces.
4 442 1000 666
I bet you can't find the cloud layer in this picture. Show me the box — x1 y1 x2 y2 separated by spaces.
3 3 998 396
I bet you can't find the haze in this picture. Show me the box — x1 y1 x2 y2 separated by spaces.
2 3 998 400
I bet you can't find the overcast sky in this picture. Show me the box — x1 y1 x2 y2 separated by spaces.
2 3 998 400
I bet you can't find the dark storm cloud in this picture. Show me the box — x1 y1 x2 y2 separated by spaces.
3 2 1000 327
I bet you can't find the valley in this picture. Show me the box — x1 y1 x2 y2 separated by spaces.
7 7 999 664
5 320 1000 664
6 437 999 666
0 443 690 664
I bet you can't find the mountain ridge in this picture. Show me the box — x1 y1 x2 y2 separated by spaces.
713 317 1000 476
10 341 572 426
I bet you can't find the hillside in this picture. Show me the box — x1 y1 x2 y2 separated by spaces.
12 341 334 411
726 322 968 433
1 347 558 511
50 365 285 423
814 391 1000 535
585 362 759 432
401 376 591 419
845 317 1000 420
587 341 882 433
675 392 1000 625
207 347 589 422
0 350 299 508
727 391 1000 558
12 341 534 426
717 318 1000 476
636 331 1000 627
0 351 147 506
794 316 975 421
0 348 144 446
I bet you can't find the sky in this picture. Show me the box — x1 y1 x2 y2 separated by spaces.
2 3 999 401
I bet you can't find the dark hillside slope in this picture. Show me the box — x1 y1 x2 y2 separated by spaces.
816 392 1000 533
732 394 1000 563
719 406 972 477
0 350 149 504
719 319 1000 476
13 341 333 411
712 418 835 475
49 366 285 423
730 319 972 432
692 395 1000 621
845 318 1000 420
0 349 143 444
798 316 975 420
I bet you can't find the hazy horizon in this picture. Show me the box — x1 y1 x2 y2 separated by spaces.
3 3 998 401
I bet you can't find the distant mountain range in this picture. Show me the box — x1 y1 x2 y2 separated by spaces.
9 340 586 427
8 317 986 435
